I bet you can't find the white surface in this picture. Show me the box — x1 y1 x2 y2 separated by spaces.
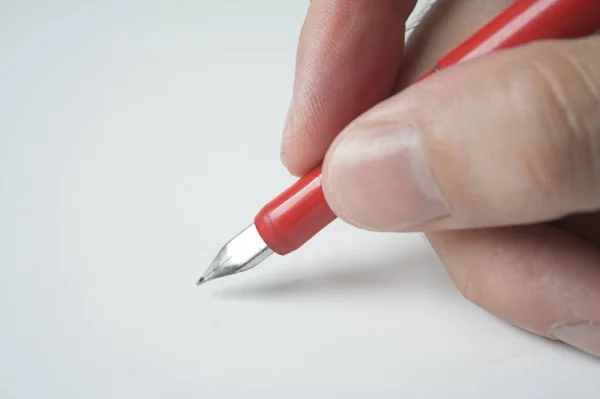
1 1 599 398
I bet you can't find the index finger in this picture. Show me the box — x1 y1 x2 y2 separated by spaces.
281 0 418 176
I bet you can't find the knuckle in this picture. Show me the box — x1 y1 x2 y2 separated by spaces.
454 269 481 305
506 41 600 209
447 258 487 307
453 264 501 311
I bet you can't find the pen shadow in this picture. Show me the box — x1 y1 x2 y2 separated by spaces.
214 248 463 303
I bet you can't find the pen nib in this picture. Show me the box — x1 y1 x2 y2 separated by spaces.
196 223 273 286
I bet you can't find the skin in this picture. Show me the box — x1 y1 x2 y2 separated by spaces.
281 0 600 357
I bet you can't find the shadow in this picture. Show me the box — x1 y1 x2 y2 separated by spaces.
214 247 461 302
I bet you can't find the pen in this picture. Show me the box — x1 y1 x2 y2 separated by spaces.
197 0 600 286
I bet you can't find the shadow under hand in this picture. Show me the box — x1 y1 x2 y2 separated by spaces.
215 248 461 303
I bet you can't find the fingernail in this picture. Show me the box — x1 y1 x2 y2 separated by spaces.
283 103 293 134
325 123 449 231
551 321 600 358
280 103 294 164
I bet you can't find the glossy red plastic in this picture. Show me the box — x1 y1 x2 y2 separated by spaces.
255 165 333 255
255 0 600 255
436 0 600 71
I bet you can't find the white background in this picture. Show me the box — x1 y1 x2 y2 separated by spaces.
1 0 599 398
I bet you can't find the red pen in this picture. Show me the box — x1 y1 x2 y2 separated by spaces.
197 0 600 285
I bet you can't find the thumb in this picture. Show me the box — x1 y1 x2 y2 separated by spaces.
322 37 600 232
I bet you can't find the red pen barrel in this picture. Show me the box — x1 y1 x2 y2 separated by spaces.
254 166 336 255
254 0 600 256
436 0 600 68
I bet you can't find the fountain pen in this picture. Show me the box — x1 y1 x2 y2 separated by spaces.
197 0 600 286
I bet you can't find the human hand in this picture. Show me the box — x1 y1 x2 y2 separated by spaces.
281 0 600 358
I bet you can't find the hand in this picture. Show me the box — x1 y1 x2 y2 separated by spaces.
281 0 600 358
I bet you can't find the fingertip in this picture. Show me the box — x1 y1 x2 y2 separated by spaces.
281 0 416 179
280 110 300 176
280 115 318 177
280 140 305 177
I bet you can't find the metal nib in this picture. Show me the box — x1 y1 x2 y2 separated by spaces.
197 224 273 286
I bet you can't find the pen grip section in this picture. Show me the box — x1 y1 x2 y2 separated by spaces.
255 165 336 255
